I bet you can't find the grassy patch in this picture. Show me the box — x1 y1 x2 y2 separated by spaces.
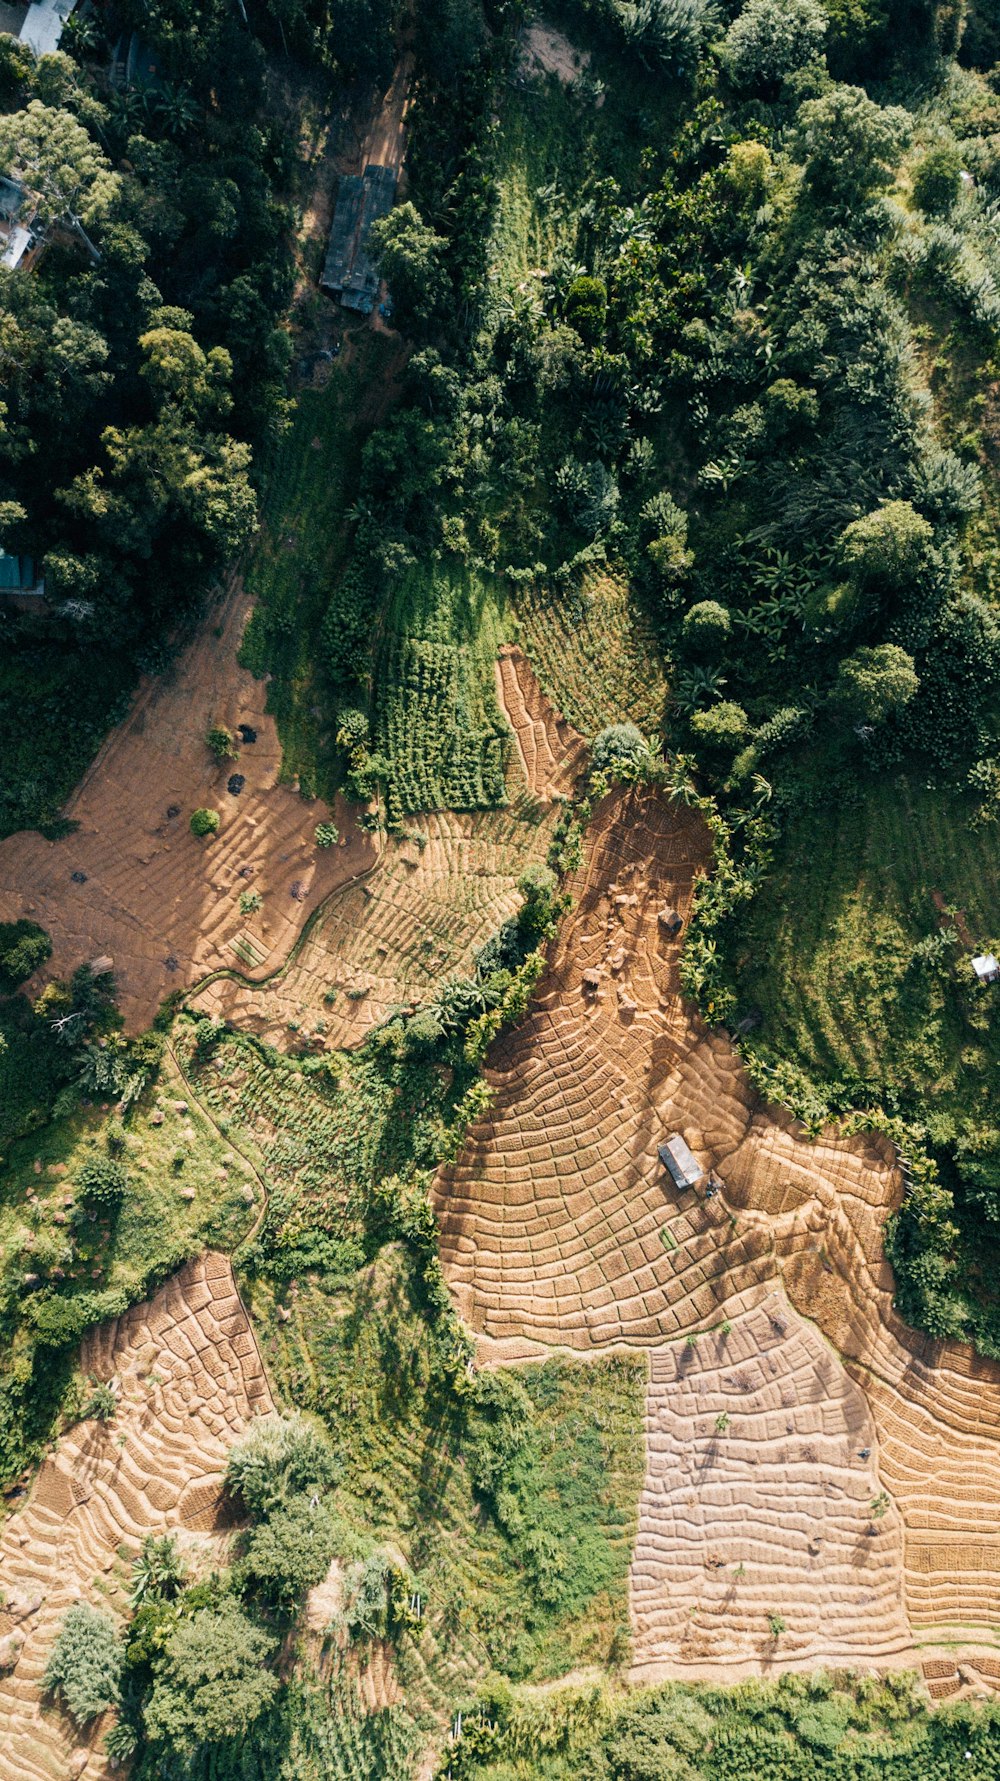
248 1248 645 1705
0 1049 255 1485
239 330 400 800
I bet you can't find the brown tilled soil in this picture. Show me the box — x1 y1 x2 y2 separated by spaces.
191 648 585 1047
433 785 1000 1688
0 579 376 1033
0 1253 272 1781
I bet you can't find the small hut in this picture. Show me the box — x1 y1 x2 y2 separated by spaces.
658 906 683 936
657 1133 704 1191
972 954 1000 985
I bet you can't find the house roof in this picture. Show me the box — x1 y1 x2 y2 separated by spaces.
972 954 999 980
321 163 397 314
0 552 39 591
19 0 77 58
657 1134 704 1190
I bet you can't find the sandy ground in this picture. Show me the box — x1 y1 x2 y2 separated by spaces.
0 579 377 1033
191 647 585 1046
0 1254 272 1781
434 785 1000 1692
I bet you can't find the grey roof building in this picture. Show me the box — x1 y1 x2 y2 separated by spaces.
657 1134 705 1191
321 163 396 315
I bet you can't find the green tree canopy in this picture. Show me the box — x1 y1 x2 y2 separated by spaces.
43 1603 122 1726
723 0 827 90
835 643 919 722
0 100 120 231
369 201 450 337
798 85 911 205
143 1601 279 1752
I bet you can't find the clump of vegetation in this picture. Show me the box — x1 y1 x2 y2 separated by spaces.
189 808 220 838
43 1603 122 1726
314 820 340 848
206 726 239 762
239 888 263 916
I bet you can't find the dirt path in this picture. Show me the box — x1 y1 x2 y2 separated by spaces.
0 1254 272 1781
433 784 1000 1695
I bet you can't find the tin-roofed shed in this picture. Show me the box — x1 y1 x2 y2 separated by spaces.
657 1134 704 1191
320 164 397 315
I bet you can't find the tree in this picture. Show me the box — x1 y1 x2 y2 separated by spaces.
0 919 51 993
225 1412 340 1518
43 1603 121 1726
368 202 450 338
835 644 919 722
690 701 749 750
798 85 911 206
591 723 652 776
912 143 962 215
682 601 732 653
563 275 607 346
0 101 120 259
76 1153 128 1206
839 500 933 589
722 0 827 89
143 1602 278 1753
190 808 220 837
237 1496 338 1611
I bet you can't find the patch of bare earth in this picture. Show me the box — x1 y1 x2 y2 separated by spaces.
0 1253 272 1781
192 648 584 1048
0 578 377 1033
517 19 590 84
433 785 1000 1689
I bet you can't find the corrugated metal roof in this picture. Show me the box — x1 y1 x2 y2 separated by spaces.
657 1134 704 1189
321 164 397 314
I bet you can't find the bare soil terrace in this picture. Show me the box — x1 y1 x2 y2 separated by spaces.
433 784 1000 1695
0 1253 272 1781
0 578 375 1034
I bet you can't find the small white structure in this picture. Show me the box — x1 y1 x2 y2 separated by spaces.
19 0 76 58
972 954 1000 985
657 1133 705 1191
1 224 32 269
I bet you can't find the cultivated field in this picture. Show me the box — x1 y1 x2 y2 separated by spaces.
193 647 584 1046
434 785 1000 1690
0 1254 272 1780
0 577 373 1034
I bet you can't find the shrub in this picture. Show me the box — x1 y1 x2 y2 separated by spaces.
237 1496 339 1611
799 85 911 207
913 143 962 215
682 601 731 652
690 701 748 750
314 821 340 848
564 275 608 345
723 0 827 89
239 888 262 915
839 500 933 589
76 1153 127 1207
43 1603 122 1726
225 1412 340 1518
835 644 919 723
143 1601 278 1753
0 919 51 993
723 140 772 203
591 722 651 776
617 0 712 75
190 807 220 838
206 726 238 761
82 1381 118 1422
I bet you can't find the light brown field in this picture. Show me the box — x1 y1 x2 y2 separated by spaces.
433 785 1000 1689
0 578 375 1035
0 1253 272 1781
191 646 584 1047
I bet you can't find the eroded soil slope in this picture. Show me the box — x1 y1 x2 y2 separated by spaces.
433 785 1000 1689
0 1253 271 1781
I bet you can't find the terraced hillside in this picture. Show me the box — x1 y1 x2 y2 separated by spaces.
0 1255 272 1780
433 786 1000 1689
193 647 585 1046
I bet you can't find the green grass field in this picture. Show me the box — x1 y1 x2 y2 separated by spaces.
733 778 1000 1117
